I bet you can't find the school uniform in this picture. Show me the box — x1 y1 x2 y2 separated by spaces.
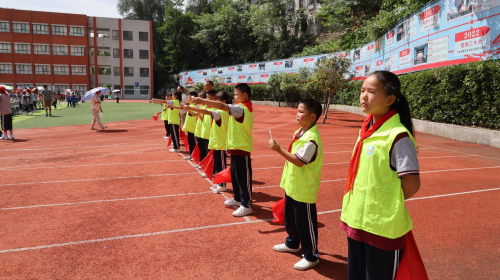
182 104 198 156
209 109 229 185
226 102 254 208
199 106 213 156
167 100 181 149
281 124 323 262
341 113 420 280
194 105 208 161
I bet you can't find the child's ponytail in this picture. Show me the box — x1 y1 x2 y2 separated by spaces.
371 71 415 137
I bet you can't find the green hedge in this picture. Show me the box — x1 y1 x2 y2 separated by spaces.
215 84 307 103
333 60 500 129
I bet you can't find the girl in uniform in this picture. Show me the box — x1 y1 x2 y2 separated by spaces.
340 71 421 280
182 91 199 160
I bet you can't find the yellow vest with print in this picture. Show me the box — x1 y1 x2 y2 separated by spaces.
340 114 416 239
194 105 206 138
208 109 229 150
280 124 323 203
200 107 213 140
168 99 181 125
182 104 197 133
226 103 254 153
161 103 169 121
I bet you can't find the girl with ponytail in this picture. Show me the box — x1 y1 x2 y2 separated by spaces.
340 71 422 279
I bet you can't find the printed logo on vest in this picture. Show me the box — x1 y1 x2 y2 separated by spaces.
367 145 375 155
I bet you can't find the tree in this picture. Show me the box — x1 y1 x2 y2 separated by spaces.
311 56 352 124
280 73 301 107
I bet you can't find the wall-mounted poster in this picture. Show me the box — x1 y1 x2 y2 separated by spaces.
446 0 473 21
274 61 284 70
375 38 384 53
387 30 395 46
293 59 303 69
376 59 384 70
396 22 407 42
428 36 449 63
203 70 208 76
384 57 391 71
399 48 412 68
237 65 243 72
249 64 257 72
238 75 246 83
317 56 327 64
367 43 375 56
265 62 273 71
391 54 399 70
242 65 249 72
260 74 270 82
218 68 224 74
226 77 232 84
211 69 218 75
353 49 361 61
227 66 235 74
246 75 256 83
473 0 500 13
337 51 349 58
420 5 441 31
285 60 294 69
454 27 491 56
258 63 266 71
355 66 364 77
414 43 429 65
408 14 419 38
303 57 315 66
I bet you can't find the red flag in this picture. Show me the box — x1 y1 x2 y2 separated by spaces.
271 197 285 224
213 167 231 184
183 135 189 152
200 150 214 180
191 143 200 164
153 112 161 121
167 135 172 147
179 127 186 139
395 231 429 280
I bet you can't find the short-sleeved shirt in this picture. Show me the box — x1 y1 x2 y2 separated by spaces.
41 89 52 100
292 128 319 164
180 94 189 114
227 104 244 121
0 94 13 115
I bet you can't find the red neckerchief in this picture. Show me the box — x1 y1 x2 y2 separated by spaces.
287 128 303 152
344 110 398 195
239 101 253 112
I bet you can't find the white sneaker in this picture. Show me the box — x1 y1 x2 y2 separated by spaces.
212 185 227 193
193 164 200 168
232 205 253 217
201 172 207 178
293 258 319 271
8 134 14 140
197 165 202 169
163 136 168 140
273 244 300 253
224 197 241 207
185 156 192 160
169 148 180 153
0 135 7 140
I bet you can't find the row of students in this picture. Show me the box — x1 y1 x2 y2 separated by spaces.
152 91 183 152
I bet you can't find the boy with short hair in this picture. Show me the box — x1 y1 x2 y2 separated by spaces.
191 83 254 217
268 99 323 271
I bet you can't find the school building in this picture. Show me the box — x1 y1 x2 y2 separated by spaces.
0 8 153 99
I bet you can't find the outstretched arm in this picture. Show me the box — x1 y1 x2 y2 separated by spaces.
191 98 229 112
185 105 211 116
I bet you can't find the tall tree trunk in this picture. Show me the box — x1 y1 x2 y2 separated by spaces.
322 89 331 124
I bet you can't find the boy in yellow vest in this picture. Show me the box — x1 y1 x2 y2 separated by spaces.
268 99 323 271
191 83 254 217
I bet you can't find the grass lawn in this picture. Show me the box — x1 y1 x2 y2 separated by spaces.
13 101 164 129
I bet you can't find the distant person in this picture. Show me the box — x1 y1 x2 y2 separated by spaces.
177 86 188 125
115 90 120 103
0 86 14 140
71 93 77 107
90 90 107 130
41 85 54 117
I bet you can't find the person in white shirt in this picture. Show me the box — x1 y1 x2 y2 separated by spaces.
90 90 107 130
177 86 189 125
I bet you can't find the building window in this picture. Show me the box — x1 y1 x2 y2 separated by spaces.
0 63 13 74
124 85 134 95
71 66 86 76
70 26 85 36
53 65 69 75
98 67 111 75
113 67 120 76
112 30 119 40
90 66 95 74
113 48 120 58
15 64 32 74
51 25 67 36
124 67 134 77
139 32 148 41
140 68 149 77
0 43 11 53
35 65 51 75
53 45 68 56
34 44 50 55
0 21 10 32
13 22 30 33
53 85 69 93
139 50 149 59
70 46 85 56
97 49 110 56
14 43 30 54
123 31 133 41
32 24 49 35
124 49 133 58
73 85 87 93
140 85 149 95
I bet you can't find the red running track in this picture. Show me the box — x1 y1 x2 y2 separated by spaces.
0 105 499 279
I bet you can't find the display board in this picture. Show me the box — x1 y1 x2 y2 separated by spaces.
180 0 500 86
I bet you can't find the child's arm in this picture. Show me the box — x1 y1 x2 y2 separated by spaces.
269 140 305 167
401 175 420 199
191 97 229 112
150 99 167 104
185 105 211 116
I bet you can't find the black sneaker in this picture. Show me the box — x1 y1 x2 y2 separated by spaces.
46 114 48 117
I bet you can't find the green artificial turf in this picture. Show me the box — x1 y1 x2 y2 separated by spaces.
13 101 163 129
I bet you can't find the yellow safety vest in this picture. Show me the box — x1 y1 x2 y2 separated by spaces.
227 103 254 153
208 109 229 150
182 104 197 133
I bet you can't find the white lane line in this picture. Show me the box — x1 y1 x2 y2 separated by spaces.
2 186 499 254
0 179 347 211
0 142 164 152
0 172 199 187
420 166 500 174
0 159 186 171
254 108 269 120
253 162 349 170
418 144 500 161
254 120 297 132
